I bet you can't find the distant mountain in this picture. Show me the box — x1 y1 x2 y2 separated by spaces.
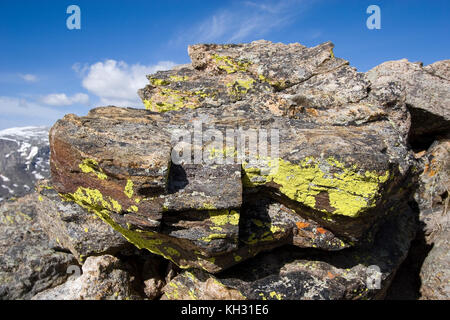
0 127 50 202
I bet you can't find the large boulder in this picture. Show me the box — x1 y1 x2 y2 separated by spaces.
48 40 417 273
0 194 76 300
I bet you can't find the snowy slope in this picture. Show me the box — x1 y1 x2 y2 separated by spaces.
0 126 50 201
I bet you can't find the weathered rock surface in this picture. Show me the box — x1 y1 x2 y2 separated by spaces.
35 180 132 263
366 59 450 148
48 40 419 273
0 194 76 300
32 255 141 300
420 228 450 299
162 204 416 300
415 139 449 237
414 139 450 299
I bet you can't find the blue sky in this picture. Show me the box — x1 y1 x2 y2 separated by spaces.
0 0 449 129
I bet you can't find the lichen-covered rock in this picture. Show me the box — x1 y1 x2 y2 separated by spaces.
0 194 77 300
48 40 420 273
35 180 132 263
162 204 416 300
32 255 141 300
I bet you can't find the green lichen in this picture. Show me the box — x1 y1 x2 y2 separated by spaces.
79 159 107 180
242 156 390 218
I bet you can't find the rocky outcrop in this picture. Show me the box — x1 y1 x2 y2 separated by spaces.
2 40 448 300
0 194 76 300
48 41 416 277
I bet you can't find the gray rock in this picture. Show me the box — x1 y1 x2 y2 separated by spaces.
32 255 141 300
420 227 450 299
366 59 450 146
0 194 76 300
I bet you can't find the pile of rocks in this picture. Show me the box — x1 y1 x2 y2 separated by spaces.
1 40 448 300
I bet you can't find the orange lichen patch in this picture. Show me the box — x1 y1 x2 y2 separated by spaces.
296 222 310 229
316 227 327 234
306 108 319 117
327 272 335 279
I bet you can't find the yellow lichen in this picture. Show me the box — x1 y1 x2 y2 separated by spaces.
242 156 391 217
79 159 107 180
209 210 240 226
211 54 251 74
124 179 134 198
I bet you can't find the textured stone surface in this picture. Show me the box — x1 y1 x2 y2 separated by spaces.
36 180 132 263
48 40 419 273
366 59 450 147
0 194 76 300
415 139 449 238
420 228 450 299
162 204 416 300
415 139 450 299
32 255 141 300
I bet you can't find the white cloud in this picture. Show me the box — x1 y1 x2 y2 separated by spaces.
78 60 176 107
173 0 313 44
19 74 38 82
41 93 89 106
0 96 65 121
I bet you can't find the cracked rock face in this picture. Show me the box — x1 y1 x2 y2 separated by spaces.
47 40 419 274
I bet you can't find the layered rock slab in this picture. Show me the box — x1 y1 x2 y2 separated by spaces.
162 204 416 300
